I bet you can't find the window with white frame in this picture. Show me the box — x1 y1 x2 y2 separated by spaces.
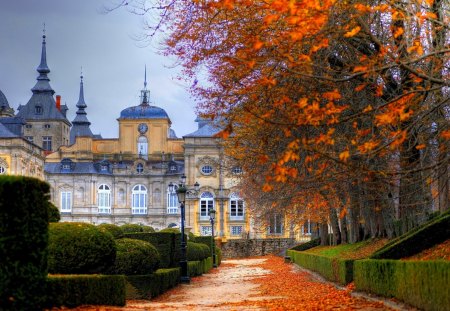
268 213 283 235
232 166 243 174
200 192 214 220
61 191 72 212
97 184 111 214
201 165 213 175
132 184 147 214
137 136 148 160
303 220 312 235
201 226 212 236
42 136 52 151
230 192 244 220
167 184 178 214
231 226 243 236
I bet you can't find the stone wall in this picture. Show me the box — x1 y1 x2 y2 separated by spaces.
218 238 296 258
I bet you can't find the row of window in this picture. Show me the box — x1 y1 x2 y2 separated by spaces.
60 185 245 218
200 165 243 176
200 225 243 236
25 123 51 129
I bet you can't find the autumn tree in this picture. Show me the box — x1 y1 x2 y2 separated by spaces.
113 0 449 241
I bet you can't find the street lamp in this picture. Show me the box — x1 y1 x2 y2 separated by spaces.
208 209 217 268
169 175 200 284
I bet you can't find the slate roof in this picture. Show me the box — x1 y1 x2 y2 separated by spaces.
45 161 113 175
184 119 222 138
119 105 170 120
16 34 70 125
70 75 94 144
0 122 18 138
0 89 14 117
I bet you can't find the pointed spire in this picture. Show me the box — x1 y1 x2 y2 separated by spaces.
31 25 54 94
140 65 150 106
37 24 50 74
77 69 87 110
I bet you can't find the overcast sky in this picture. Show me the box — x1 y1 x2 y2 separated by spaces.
0 0 198 138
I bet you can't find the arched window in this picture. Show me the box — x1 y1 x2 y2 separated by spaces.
167 184 179 214
200 191 214 220
230 192 244 220
98 184 111 214
132 184 147 214
137 136 148 160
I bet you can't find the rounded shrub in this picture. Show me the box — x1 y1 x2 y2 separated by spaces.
48 222 116 274
120 223 154 233
97 223 124 239
48 202 60 223
111 238 160 275
187 242 210 261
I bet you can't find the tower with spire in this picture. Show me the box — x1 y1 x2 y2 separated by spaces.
16 29 71 152
70 72 95 144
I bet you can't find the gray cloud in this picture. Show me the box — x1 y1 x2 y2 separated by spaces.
0 0 197 138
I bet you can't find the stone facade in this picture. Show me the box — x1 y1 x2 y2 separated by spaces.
218 238 296 258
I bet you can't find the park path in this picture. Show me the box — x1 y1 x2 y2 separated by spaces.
73 255 410 311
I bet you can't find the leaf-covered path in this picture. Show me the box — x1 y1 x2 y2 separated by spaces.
74 255 404 310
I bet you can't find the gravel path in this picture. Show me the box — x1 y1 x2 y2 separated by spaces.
70 256 412 311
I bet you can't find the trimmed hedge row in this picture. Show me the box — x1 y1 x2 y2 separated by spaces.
110 238 160 275
187 241 210 261
48 222 116 274
354 260 450 311
289 238 320 251
124 232 181 268
190 235 222 266
188 257 213 277
0 176 50 310
121 224 155 233
46 274 126 308
126 268 180 300
371 212 450 259
97 223 124 239
287 250 353 285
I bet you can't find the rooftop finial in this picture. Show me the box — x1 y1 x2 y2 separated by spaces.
80 66 83 80
43 22 46 39
144 65 147 89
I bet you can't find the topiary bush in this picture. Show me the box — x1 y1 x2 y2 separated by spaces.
0 176 50 310
48 222 116 274
48 202 61 223
97 223 124 239
120 223 154 233
110 238 160 275
187 241 210 261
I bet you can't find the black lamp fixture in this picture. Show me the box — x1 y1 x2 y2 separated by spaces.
168 174 200 283
208 208 217 268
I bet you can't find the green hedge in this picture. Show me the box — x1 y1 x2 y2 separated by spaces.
124 232 182 268
190 235 221 266
215 246 222 266
354 260 450 311
48 202 61 222
97 223 124 239
48 222 116 274
289 238 320 251
46 274 126 308
187 241 210 261
121 224 155 233
188 257 213 277
111 238 160 275
125 268 180 300
287 250 353 285
371 212 450 259
0 176 50 310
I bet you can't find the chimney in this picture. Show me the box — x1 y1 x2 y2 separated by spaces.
56 95 61 111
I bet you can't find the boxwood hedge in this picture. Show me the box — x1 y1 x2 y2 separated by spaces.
110 238 160 275
97 223 124 239
48 222 116 274
355 259 450 311
0 176 50 310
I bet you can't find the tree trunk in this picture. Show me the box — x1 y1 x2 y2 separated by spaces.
329 207 341 245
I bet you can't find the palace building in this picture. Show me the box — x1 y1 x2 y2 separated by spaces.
0 32 261 239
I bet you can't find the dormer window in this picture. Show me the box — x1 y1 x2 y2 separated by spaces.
101 165 108 171
62 164 70 170
61 158 73 172
170 164 177 172
25 124 32 129
35 105 43 115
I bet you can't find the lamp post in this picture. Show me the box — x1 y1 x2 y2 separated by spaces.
169 175 200 284
208 209 217 268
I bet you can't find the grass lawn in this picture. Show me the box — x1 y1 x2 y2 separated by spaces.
304 238 388 260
